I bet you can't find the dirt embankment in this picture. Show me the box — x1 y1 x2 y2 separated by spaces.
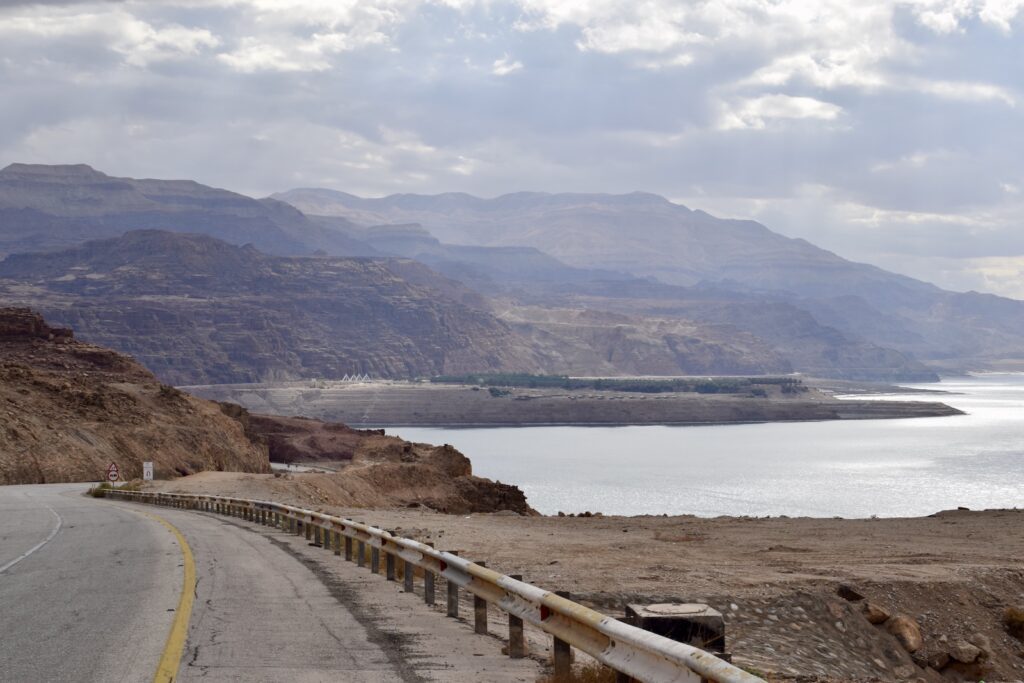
0 308 270 483
144 465 1024 683
149 412 535 515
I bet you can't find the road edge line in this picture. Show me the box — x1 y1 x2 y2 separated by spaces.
137 510 196 683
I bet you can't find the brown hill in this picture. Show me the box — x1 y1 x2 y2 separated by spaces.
228 412 533 514
0 308 270 484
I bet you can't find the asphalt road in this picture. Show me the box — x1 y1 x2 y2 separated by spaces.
0 483 180 683
0 484 406 682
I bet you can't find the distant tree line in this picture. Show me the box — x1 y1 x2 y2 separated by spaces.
430 373 806 395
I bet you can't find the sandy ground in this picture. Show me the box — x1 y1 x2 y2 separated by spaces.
150 472 1024 682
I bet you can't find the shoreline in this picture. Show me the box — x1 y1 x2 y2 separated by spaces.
188 381 962 427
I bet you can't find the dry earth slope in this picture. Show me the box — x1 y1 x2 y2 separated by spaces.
0 307 270 484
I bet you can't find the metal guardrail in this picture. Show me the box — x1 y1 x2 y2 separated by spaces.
106 489 765 683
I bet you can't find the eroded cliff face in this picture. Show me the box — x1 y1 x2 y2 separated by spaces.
0 231 547 385
0 308 271 484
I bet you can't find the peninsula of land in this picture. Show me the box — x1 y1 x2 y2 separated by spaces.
186 378 962 427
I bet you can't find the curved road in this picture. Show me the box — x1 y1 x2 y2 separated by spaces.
0 483 407 682
0 483 180 682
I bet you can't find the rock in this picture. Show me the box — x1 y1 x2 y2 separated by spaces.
928 651 950 670
887 615 924 653
864 602 888 626
863 602 891 625
837 583 866 602
893 664 916 679
949 640 982 664
967 633 992 658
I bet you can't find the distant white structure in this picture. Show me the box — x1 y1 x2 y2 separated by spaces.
309 374 372 388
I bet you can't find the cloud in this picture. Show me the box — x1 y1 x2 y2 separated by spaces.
717 95 843 131
491 54 522 75
0 0 1022 297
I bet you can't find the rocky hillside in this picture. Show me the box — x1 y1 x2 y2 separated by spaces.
0 231 549 384
0 163 375 258
280 188 1024 372
221 411 533 514
0 308 270 484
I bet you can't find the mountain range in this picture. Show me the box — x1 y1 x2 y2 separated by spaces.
276 187 1024 373
1 162 1019 383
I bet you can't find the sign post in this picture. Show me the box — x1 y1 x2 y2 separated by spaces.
106 462 119 485
142 461 154 481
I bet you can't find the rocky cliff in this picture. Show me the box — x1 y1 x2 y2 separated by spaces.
0 308 271 484
0 231 548 384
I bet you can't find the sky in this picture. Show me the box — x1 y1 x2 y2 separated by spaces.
0 0 1022 297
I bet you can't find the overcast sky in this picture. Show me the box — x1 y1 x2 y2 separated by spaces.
1 1 1022 297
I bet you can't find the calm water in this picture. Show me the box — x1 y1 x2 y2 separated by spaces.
386 375 1024 518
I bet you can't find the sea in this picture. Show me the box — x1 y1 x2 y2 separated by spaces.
385 374 1024 518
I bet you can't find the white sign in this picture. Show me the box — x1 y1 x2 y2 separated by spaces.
142 461 154 481
106 462 119 483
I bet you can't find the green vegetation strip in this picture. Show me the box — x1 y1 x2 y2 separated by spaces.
430 373 807 395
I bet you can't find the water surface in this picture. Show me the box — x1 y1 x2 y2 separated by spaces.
386 375 1024 518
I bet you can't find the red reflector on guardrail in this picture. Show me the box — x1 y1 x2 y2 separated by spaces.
541 605 551 621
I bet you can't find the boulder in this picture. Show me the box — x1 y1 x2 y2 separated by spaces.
863 602 891 625
887 615 923 653
966 633 992 658
949 640 982 664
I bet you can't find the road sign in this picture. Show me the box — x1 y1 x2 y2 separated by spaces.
106 462 119 483
142 461 154 481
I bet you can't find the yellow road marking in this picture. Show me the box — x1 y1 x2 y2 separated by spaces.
133 509 196 683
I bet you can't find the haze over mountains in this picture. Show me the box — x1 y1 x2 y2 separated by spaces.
278 188 1024 374
0 163 1020 384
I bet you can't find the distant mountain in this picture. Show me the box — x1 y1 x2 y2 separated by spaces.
0 165 965 382
0 163 376 258
277 188 1024 371
0 230 548 384
0 231 809 382
310 216 634 294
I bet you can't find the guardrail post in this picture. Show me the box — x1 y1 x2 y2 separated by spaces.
474 561 488 634
553 590 572 677
345 535 353 561
508 574 525 658
424 543 435 605
357 540 366 568
615 672 633 683
403 558 414 593
385 535 396 581
313 525 322 547
305 520 313 541
332 530 341 556
446 551 459 618
371 546 380 574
